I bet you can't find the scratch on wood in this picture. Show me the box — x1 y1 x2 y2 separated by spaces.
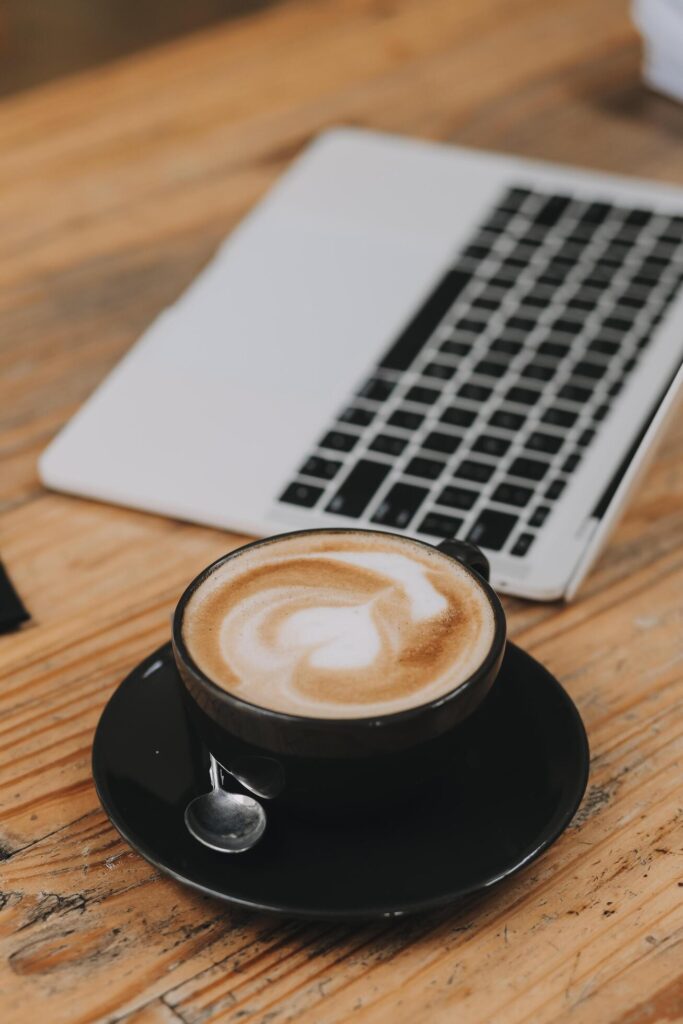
565 950 582 1002
18 890 90 931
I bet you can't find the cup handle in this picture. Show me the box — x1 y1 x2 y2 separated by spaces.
437 539 490 583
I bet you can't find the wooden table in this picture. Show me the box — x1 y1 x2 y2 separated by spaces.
1 0 682 1020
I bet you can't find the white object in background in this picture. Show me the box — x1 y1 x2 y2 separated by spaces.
633 0 683 102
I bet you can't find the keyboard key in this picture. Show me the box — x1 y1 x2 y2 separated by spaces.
602 315 632 333
325 460 391 517
558 382 592 403
573 360 608 380
562 452 582 473
523 285 561 309
542 407 577 428
423 431 462 455
489 409 526 431
279 482 324 508
358 378 395 402
474 359 507 378
538 268 567 285
471 294 500 311
488 274 517 290
464 245 491 262
563 227 592 246
509 456 550 481
405 456 445 480
467 509 518 551
405 385 440 405
518 292 547 309
593 403 610 422
594 257 621 274
472 434 511 457
566 295 597 313
371 482 428 528
587 339 619 356
535 194 571 227
556 242 585 262
339 406 375 427
584 262 614 285
545 478 566 500
454 316 487 334
509 242 537 263
519 226 548 246
525 431 563 455
455 460 496 483
490 337 523 356
521 361 555 382
529 505 551 527
501 186 533 208
630 272 660 289
572 285 605 304
624 208 651 228
387 409 425 430
437 485 478 510
580 201 611 225
615 293 647 311
500 257 529 274
423 362 457 380
511 533 535 556
492 482 533 507
633 261 661 283
658 227 683 245
379 269 472 371
602 243 630 263
441 406 477 428
506 315 536 333
458 382 493 403
578 428 596 447
369 433 408 456
642 254 672 272
299 455 342 480
506 386 541 406
546 257 574 275
440 339 471 357
482 208 515 231
538 341 570 359
661 215 683 239
418 512 464 539
320 430 358 453
551 317 583 336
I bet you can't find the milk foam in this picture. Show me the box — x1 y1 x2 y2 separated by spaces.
182 532 495 718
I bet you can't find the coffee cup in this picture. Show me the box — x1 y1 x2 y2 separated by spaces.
172 529 506 814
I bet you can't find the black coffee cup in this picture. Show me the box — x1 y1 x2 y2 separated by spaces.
172 529 506 815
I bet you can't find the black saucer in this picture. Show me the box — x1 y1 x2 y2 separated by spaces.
92 643 589 919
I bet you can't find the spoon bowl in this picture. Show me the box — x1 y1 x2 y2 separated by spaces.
185 753 266 853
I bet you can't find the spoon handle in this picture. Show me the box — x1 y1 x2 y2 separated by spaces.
209 753 222 792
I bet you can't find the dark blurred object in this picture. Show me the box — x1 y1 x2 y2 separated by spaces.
0 560 30 632
0 0 274 97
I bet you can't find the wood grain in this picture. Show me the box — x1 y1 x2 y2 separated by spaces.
1 0 682 1021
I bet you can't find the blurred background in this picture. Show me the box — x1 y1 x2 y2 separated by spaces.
0 1 274 96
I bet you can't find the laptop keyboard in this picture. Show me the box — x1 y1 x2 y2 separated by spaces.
278 186 683 555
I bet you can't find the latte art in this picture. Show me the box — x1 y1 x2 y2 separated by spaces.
182 532 495 718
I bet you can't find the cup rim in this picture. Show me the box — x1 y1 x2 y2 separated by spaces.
172 527 507 728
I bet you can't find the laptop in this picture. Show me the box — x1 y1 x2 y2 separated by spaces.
39 128 683 601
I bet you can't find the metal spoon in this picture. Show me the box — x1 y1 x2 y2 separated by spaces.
185 754 266 853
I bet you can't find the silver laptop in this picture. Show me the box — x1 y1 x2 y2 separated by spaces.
39 128 683 601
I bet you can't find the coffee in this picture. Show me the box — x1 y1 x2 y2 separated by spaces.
181 531 495 719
